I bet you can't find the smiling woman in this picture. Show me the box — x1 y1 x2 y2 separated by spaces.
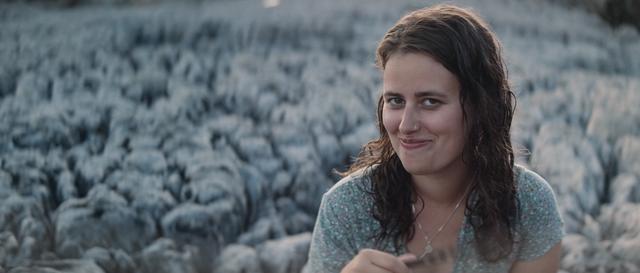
304 4 564 273
382 53 466 179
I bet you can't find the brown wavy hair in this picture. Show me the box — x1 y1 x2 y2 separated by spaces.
343 4 517 262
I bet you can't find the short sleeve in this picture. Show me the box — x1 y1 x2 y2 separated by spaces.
303 190 358 273
515 168 565 261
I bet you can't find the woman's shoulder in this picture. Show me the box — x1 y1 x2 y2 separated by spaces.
513 164 557 202
315 167 380 243
323 167 375 205
512 165 565 260
513 163 564 231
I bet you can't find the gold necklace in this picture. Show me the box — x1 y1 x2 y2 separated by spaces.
412 185 470 260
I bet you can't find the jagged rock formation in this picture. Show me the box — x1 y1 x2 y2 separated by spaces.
1 0 639 272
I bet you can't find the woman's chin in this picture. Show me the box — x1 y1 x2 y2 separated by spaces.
401 161 433 175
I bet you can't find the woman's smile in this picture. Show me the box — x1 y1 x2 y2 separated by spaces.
399 137 432 150
382 52 466 176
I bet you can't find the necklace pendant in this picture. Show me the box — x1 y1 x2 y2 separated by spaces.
424 244 433 254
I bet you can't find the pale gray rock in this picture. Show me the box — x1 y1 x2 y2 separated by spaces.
14 72 50 105
0 67 17 99
276 145 321 173
50 75 78 102
60 100 109 141
41 149 68 176
233 134 284 177
580 214 601 242
238 164 269 223
104 171 164 200
586 78 640 143
204 115 256 145
515 72 597 132
554 0 640 30
159 81 215 124
131 189 177 222
83 247 136 273
16 217 49 262
257 233 311 273
10 117 72 151
8 260 105 273
12 171 50 209
236 216 287 246
0 232 18 268
172 50 206 84
214 244 263 273
216 54 287 119
271 171 293 198
269 124 314 148
165 173 183 201
0 124 14 154
103 124 134 153
176 151 248 230
181 148 241 183
339 123 377 161
561 203 640 273
269 104 307 127
235 136 274 161
598 203 640 240
124 149 167 174
275 198 314 235
53 186 156 258
1 150 46 176
75 151 123 196
609 173 640 204
0 171 12 197
0 195 50 263
530 121 604 233
128 134 162 151
255 91 280 120
291 162 331 215
55 171 78 204
161 203 237 246
130 66 168 106
162 129 213 167
561 231 636 273
83 247 118 273
614 136 640 178
135 238 196 273
560 233 594 273
303 87 371 137
314 133 343 169
182 175 242 206
15 237 39 268
609 236 640 271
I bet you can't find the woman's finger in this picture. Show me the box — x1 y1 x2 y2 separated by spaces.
398 253 418 264
362 249 413 273
342 249 413 273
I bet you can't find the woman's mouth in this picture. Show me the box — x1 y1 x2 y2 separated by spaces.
399 138 432 150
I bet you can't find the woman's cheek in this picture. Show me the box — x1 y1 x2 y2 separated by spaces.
381 110 399 133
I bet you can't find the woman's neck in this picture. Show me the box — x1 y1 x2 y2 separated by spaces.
410 162 471 208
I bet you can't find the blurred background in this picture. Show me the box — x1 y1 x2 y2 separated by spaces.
0 0 639 272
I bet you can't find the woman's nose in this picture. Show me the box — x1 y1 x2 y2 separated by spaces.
398 108 420 133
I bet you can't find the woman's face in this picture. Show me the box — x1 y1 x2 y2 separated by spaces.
382 52 467 177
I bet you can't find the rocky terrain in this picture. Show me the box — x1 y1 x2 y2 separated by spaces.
0 0 639 272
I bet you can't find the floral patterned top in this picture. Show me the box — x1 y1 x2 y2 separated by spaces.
303 164 564 273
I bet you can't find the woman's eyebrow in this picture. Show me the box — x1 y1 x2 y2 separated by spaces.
415 90 447 98
382 91 403 97
383 90 447 98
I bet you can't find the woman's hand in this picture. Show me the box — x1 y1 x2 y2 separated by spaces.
341 249 417 273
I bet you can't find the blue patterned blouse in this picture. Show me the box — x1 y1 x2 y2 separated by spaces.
303 164 564 273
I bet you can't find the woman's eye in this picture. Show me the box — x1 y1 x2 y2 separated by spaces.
386 97 404 106
422 98 441 107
